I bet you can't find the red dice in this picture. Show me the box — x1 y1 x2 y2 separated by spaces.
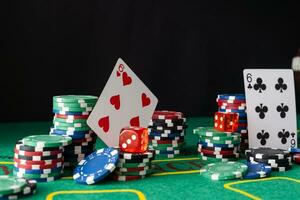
119 126 148 153
214 112 239 132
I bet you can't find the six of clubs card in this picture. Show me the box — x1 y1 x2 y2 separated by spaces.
243 69 297 149
87 58 158 147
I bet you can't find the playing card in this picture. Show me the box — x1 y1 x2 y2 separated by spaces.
243 69 297 149
87 58 158 147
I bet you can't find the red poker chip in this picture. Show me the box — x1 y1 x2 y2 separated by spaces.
216 99 246 104
111 175 145 181
14 148 63 157
149 139 184 144
152 111 184 120
14 157 64 165
293 153 300 164
55 114 89 119
217 102 246 107
14 161 63 170
198 147 238 156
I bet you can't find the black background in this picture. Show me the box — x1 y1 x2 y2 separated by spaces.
1 0 300 122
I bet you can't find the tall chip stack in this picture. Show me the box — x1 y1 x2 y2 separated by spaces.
49 95 98 168
148 111 187 159
216 94 248 153
13 135 72 182
194 127 240 163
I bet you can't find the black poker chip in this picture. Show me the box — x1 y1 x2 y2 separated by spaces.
118 157 153 163
148 128 184 134
14 153 62 161
200 152 239 159
150 118 186 125
148 124 188 131
15 140 63 152
148 135 185 141
247 156 292 165
118 151 154 160
245 147 290 160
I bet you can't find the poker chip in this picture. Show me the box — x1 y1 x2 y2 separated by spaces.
154 149 180 155
217 94 246 100
14 148 62 157
118 158 152 164
116 166 151 172
55 114 90 120
292 153 300 164
15 141 63 152
193 127 233 137
150 118 186 125
289 148 300 154
53 109 91 115
0 179 37 200
149 139 184 145
13 166 63 174
198 141 238 149
198 154 234 163
14 161 62 170
243 162 272 179
118 151 154 160
216 98 246 104
14 157 63 166
201 161 248 181
198 147 238 156
14 170 62 179
148 128 183 134
149 142 185 148
14 152 63 161
0 176 27 196
73 148 119 185
148 135 184 141
152 110 184 120
53 125 91 132
53 95 98 103
116 162 150 168
110 175 146 181
148 131 185 138
29 175 62 182
22 135 72 148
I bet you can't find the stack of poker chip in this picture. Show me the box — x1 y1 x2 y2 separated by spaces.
289 148 300 164
148 111 187 159
13 135 72 182
50 95 98 168
246 147 292 171
216 94 248 152
111 150 155 181
200 161 248 181
0 176 37 199
193 127 240 163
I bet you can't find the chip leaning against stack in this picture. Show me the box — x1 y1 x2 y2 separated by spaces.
50 95 98 168
216 94 248 152
13 135 72 182
194 127 240 163
148 110 187 159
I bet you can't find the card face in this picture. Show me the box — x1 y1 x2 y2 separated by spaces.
87 58 158 147
243 69 297 149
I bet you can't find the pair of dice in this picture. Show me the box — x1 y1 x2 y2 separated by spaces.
119 126 148 153
214 111 239 132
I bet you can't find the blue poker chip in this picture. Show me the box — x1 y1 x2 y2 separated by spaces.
50 128 93 139
148 131 184 138
218 109 247 117
244 161 272 179
53 109 90 115
198 141 239 148
13 166 63 174
289 148 300 153
238 119 247 124
73 148 119 185
217 94 245 100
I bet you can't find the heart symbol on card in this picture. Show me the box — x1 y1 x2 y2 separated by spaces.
110 95 120 110
130 116 140 126
98 116 110 133
141 93 151 107
116 71 121 77
122 72 132 86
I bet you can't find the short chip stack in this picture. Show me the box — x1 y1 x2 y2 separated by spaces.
49 95 98 168
216 94 248 153
148 111 187 159
0 176 37 199
111 150 155 181
194 127 240 163
13 135 72 182
246 147 292 171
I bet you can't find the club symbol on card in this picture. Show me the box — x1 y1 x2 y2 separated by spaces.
278 129 290 144
275 78 287 93
253 78 266 93
130 116 140 126
255 103 268 119
276 103 289 118
98 116 110 133
257 130 269 145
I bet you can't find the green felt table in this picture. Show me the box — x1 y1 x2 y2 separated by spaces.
0 117 300 200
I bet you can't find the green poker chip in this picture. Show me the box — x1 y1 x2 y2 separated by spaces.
200 161 248 181
22 135 72 148
53 125 91 132
53 105 93 112
200 133 240 142
116 162 151 168
200 136 240 145
53 102 96 108
53 95 98 103
198 154 238 163
193 127 234 137
0 176 27 195
53 117 88 124
13 170 62 179
53 121 88 128
149 145 181 151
